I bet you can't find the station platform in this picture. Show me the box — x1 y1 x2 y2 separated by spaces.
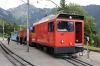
0 39 100 66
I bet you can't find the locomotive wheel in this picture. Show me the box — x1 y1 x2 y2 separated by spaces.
40 45 43 50
50 49 53 54
68 54 72 58
72 54 77 58
43 47 49 53
43 47 47 52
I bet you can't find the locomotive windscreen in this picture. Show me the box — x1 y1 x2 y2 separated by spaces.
57 21 74 32
57 14 84 20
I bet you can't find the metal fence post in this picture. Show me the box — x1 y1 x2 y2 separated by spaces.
86 37 89 59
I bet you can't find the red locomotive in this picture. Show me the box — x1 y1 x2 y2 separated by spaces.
31 10 84 55
13 10 84 56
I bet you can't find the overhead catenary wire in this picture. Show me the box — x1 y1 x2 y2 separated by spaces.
30 0 47 22
30 0 54 21
19 0 58 24
30 0 58 10
31 0 58 13
46 0 60 7
20 0 26 4
31 0 44 4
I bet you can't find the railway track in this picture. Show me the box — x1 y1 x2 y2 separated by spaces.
0 41 34 66
63 58 93 66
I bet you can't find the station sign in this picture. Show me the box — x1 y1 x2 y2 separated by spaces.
29 26 34 30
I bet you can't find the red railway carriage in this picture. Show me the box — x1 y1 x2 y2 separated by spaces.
18 30 26 38
31 10 84 55
18 30 32 44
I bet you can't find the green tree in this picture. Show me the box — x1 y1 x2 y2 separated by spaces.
0 20 19 37
58 0 68 10
93 34 100 47
21 24 27 30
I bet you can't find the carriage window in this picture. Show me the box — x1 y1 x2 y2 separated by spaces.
48 22 54 32
57 21 74 32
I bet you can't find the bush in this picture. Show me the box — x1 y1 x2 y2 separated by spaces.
93 34 100 47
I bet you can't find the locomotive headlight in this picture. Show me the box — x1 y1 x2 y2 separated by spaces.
76 39 78 42
69 16 72 19
61 40 64 44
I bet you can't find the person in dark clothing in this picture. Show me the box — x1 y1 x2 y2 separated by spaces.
7 35 10 45
16 35 19 44
24 36 27 45
20 35 23 45
29 35 32 45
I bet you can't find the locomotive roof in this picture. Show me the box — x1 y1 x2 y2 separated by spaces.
33 14 58 26
33 12 84 26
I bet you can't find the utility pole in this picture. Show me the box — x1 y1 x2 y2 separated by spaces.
27 0 29 52
3 21 4 40
14 27 15 32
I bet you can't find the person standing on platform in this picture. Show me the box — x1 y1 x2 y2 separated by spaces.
29 34 32 46
16 35 19 44
7 35 10 45
20 35 23 45
24 36 27 45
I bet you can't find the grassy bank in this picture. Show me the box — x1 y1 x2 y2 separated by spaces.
84 45 100 51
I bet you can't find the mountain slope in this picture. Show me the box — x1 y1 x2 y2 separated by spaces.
8 4 52 25
0 7 15 22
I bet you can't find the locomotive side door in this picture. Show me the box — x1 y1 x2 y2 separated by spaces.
75 22 82 46
48 21 55 46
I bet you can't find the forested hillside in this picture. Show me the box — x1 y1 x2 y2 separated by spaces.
0 8 15 23
83 5 100 33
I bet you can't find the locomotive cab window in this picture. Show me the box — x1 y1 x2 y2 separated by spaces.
48 22 54 32
57 21 74 32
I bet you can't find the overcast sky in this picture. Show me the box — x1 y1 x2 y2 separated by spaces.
0 0 100 10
